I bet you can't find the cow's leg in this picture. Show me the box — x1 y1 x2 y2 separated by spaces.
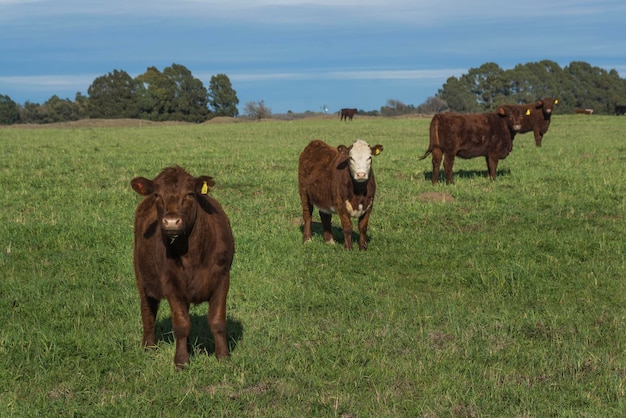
443 152 455 184
338 212 354 250
534 128 543 147
208 273 230 360
319 211 334 244
486 156 499 180
138 286 160 348
300 192 314 243
357 210 372 251
431 148 443 185
168 297 191 368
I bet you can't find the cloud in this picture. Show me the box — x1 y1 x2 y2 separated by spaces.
203 68 465 83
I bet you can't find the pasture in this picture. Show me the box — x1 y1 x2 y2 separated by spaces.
1 114 625 416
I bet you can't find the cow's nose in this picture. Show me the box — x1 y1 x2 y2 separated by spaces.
513 124 522 131
356 171 367 179
162 216 182 231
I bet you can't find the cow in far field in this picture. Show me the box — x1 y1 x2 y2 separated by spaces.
503 97 558 147
131 166 234 368
340 108 358 121
419 106 526 185
298 139 383 250
615 105 626 115
575 108 594 115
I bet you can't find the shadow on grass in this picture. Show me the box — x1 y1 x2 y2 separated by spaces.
300 221 360 246
423 168 511 183
156 314 244 357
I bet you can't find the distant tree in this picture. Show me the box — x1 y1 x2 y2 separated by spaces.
244 100 271 119
416 96 448 114
87 69 141 118
208 74 239 117
163 64 210 122
73 92 89 120
136 66 175 121
380 99 415 116
19 101 45 124
39 95 81 123
0 94 20 124
135 64 209 122
438 76 481 113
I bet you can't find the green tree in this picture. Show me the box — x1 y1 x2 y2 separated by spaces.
208 74 239 117
438 76 481 113
163 64 209 122
0 94 20 125
136 64 209 122
40 95 81 123
136 66 176 121
87 69 141 118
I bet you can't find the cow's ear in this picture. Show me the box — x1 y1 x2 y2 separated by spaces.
535 99 544 108
371 144 384 156
196 176 215 195
131 177 154 196
496 106 507 116
337 145 350 155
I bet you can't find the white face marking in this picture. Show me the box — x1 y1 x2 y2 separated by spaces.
348 139 372 182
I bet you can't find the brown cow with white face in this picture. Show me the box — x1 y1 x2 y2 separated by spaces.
131 166 234 368
419 106 527 184
298 139 383 250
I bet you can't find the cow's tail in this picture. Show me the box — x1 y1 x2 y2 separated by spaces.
418 115 439 160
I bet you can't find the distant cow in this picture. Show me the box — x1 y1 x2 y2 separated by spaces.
419 106 526 184
504 97 558 147
131 166 234 368
615 105 626 115
298 139 383 250
340 108 358 121
575 108 594 115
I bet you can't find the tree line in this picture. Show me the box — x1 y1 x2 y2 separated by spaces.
436 60 626 115
0 64 239 125
1 60 626 124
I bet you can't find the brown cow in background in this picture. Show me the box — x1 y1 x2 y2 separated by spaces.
504 97 558 147
131 166 234 368
419 106 526 184
340 108 358 121
298 139 383 250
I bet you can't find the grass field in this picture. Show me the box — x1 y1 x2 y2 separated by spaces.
1 115 625 417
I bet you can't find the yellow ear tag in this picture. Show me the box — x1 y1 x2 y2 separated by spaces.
554 99 559 104
525 109 531 116
374 148 380 155
201 181 209 195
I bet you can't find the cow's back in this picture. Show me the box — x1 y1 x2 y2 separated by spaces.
298 140 343 209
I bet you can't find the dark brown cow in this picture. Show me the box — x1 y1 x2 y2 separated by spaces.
504 97 558 147
298 139 383 250
130 166 234 368
615 105 626 115
419 106 526 185
340 108 358 121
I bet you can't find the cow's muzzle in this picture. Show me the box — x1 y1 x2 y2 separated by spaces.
161 216 184 236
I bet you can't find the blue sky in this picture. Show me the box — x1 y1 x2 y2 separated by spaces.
1 0 625 114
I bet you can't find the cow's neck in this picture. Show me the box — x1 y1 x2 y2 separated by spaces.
351 178 369 196
163 234 189 258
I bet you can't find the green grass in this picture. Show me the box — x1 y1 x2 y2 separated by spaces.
1 115 625 417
